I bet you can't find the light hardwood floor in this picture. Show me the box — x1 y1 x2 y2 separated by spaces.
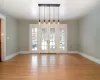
0 54 100 80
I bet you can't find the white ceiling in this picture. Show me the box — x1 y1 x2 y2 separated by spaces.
0 0 98 20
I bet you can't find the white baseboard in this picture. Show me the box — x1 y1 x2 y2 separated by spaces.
4 51 100 64
4 52 19 61
67 51 78 54
9 51 100 64
78 52 100 64
19 51 78 54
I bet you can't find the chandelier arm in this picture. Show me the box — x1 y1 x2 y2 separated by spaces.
38 4 60 24
38 6 41 25
58 6 60 23
49 5 50 22
44 5 45 22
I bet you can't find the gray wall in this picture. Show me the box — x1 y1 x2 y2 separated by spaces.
78 3 100 59
0 10 19 56
19 20 78 51
67 20 78 51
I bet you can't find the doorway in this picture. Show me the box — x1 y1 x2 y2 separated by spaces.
0 19 1 61
29 24 67 53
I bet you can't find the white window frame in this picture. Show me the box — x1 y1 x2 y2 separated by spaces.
29 24 40 53
29 24 68 53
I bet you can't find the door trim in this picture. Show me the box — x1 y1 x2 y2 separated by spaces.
0 13 6 61
29 24 68 53
29 24 40 53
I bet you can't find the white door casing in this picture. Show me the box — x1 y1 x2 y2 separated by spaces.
0 13 6 61
40 24 49 53
48 24 58 53
29 24 67 53
57 24 67 53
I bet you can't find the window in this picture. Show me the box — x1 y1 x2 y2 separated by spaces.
41 28 47 50
49 28 55 49
59 28 65 50
32 28 37 50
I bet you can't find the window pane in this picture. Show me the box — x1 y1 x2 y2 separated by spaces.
32 41 37 50
59 28 65 50
42 28 47 34
42 46 47 50
50 28 55 34
50 35 55 41
50 41 55 49
32 28 38 51
49 28 55 49
41 28 48 50
42 46 45 50
35 28 37 32
50 42 52 46
52 46 55 48
32 28 34 32
52 42 55 45
42 41 47 46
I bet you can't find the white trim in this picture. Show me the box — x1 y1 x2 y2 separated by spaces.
19 51 40 54
19 51 100 64
67 51 78 54
0 13 6 61
29 24 68 53
4 52 19 61
19 51 78 54
57 24 68 53
29 24 40 53
78 52 100 64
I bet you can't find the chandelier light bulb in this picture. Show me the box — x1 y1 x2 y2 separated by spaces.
58 20 60 24
43 19 46 24
48 22 50 24
48 20 50 24
53 20 55 24
58 22 59 24
53 21 55 24
44 22 45 24
38 21 40 25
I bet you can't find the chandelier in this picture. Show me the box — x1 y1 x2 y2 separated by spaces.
38 4 60 24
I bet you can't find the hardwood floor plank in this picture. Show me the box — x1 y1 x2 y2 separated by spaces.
0 54 100 80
